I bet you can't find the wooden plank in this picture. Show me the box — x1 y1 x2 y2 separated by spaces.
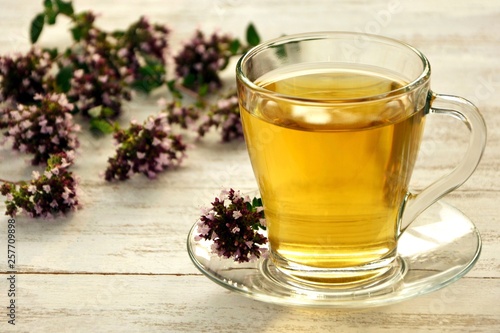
0 190 497 278
2 274 498 333
0 0 498 332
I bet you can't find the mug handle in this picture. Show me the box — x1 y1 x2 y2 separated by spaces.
399 93 487 234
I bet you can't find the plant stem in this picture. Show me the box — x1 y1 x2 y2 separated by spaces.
0 178 22 185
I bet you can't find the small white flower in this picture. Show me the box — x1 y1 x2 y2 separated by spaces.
8 125 20 135
195 44 205 53
42 185 51 193
232 210 242 219
156 153 170 166
232 190 241 200
144 119 155 131
156 97 167 107
152 137 162 146
34 204 43 215
200 206 212 216
20 120 32 129
117 48 128 57
218 188 229 201
197 223 210 236
217 99 230 109
74 69 84 79
51 136 60 145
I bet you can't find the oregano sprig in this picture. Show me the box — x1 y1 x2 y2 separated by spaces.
0 151 79 218
197 92 243 142
0 93 80 165
30 0 75 43
173 26 260 96
0 46 54 105
1 0 264 220
104 114 188 181
196 188 267 263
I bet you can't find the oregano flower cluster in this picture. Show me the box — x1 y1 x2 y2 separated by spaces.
0 151 79 218
0 46 54 105
0 93 80 165
117 16 170 93
160 99 200 130
104 114 188 181
58 12 169 121
197 93 243 142
174 30 237 95
196 188 268 263
63 52 132 120
0 0 263 225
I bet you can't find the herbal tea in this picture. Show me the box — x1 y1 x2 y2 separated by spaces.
240 66 426 272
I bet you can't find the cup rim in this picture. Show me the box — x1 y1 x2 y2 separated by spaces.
236 31 431 103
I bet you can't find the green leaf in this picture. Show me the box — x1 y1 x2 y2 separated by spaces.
55 66 73 93
198 83 209 97
275 44 287 59
43 0 58 25
252 197 263 209
30 13 45 43
246 23 260 47
45 9 58 25
90 118 115 134
167 80 183 100
100 107 115 118
43 47 59 59
43 0 53 12
131 59 166 94
111 30 125 39
88 106 116 119
182 73 196 88
55 0 74 16
70 26 82 41
229 39 241 55
43 0 74 22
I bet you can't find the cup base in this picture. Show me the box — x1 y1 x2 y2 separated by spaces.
264 251 406 291
188 200 482 307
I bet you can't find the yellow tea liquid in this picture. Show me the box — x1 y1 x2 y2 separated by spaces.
240 65 425 272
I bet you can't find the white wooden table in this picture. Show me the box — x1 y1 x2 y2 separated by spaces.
0 1 499 332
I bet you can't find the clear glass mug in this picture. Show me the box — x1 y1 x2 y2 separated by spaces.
236 32 486 285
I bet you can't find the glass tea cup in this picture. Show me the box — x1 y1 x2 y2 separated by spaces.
236 32 486 285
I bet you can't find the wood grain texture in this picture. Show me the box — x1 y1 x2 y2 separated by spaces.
0 0 499 332
2 274 500 333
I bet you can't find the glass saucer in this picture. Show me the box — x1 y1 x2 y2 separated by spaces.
187 200 481 308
